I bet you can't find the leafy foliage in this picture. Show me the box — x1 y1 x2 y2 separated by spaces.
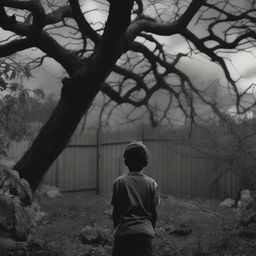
0 92 57 154
0 61 56 154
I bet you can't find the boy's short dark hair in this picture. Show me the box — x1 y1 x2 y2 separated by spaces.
124 141 149 171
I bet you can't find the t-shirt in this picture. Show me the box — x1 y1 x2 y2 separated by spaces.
111 172 160 237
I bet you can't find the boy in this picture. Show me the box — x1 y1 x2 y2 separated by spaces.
111 141 160 256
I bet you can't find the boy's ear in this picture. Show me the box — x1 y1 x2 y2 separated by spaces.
124 159 128 166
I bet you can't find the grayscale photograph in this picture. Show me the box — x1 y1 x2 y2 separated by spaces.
0 0 256 255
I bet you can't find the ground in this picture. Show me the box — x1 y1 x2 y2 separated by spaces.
30 191 256 256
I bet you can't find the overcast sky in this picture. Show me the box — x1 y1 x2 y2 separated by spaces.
23 0 256 96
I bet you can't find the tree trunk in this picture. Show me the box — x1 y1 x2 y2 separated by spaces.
13 0 134 190
14 36 128 191
13 76 99 190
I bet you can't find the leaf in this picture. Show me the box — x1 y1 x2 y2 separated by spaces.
9 82 19 91
33 88 45 99
24 66 33 79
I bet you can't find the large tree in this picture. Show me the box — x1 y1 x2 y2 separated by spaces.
0 0 255 190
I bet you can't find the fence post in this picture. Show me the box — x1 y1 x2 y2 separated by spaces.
96 128 101 194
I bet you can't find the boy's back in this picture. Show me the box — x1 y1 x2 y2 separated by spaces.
112 172 159 237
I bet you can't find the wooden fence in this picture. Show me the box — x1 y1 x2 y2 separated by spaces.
8 127 241 198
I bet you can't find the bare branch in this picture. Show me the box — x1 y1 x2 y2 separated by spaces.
0 37 34 57
68 0 101 45
45 6 73 25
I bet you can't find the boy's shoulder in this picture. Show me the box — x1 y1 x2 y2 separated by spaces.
113 174 127 183
114 173 158 187
143 174 158 187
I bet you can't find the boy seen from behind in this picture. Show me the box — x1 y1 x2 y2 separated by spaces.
111 141 160 256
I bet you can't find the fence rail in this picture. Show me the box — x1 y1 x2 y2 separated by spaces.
8 127 241 198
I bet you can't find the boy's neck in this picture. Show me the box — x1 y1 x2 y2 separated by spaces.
129 169 144 174
128 171 144 176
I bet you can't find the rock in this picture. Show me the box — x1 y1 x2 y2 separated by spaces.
46 187 61 198
0 168 32 206
37 184 61 198
0 196 15 238
165 224 192 236
17 177 33 206
0 166 33 242
79 226 100 244
0 195 31 241
14 201 31 241
220 198 235 208
240 189 253 205
172 227 192 236
79 226 112 245
237 189 256 227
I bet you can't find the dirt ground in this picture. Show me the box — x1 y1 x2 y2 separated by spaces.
30 191 256 256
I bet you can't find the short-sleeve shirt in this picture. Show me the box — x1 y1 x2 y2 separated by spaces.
111 172 159 237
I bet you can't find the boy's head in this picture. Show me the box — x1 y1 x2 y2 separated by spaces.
124 141 149 172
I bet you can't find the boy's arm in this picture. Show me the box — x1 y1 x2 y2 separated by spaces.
112 206 120 229
111 180 120 229
151 206 157 229
151 181 159 229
